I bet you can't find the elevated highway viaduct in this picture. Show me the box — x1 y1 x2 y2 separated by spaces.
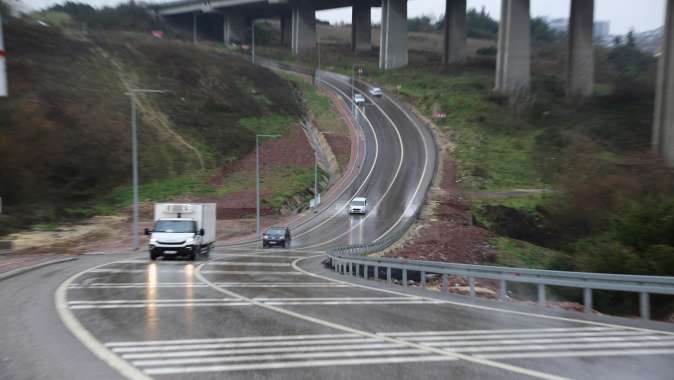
156 0 674 166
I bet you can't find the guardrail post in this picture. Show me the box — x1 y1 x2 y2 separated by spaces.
347 262 352 275
442 274 448 292
468 277 475 298
420 272 426 288
640 292 651 320
355 264 360 277
583 288 593 314
386 267 392 283
402 269 408 287
374 266 379 280
499 279 507 301
364 265 368 279
537 284 546 306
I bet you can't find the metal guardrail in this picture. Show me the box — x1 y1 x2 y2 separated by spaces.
327 250 674 320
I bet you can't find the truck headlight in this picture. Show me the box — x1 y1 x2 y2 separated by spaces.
149 238 157 244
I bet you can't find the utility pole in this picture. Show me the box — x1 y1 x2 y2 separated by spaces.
255 134 280 245
0 11 7 97
127 89 169 251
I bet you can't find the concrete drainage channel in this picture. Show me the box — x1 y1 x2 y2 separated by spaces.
328 250 674 321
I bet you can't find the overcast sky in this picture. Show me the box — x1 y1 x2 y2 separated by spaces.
22 0 667 35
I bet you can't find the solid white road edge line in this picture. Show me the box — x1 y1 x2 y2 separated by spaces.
289 78 381 242
301 79 407 249
195 263 567 380
55 260 152 380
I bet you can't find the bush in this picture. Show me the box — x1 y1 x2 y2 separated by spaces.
46 1 164 31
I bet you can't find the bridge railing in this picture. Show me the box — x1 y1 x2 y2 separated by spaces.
327 247 674 321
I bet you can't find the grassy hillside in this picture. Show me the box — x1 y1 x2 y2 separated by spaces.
0 17 302 234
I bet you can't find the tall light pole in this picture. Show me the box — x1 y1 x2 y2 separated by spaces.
251 20 256 65
313 154 319 212
256 134 280 245
0 11 7 97
127 89 169 251
351 64 363 115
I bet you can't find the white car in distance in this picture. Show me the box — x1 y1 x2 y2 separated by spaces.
353 93 365 105
369 87 383 97
349 197 368 215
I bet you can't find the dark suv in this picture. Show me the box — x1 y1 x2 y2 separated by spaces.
263 227 291 248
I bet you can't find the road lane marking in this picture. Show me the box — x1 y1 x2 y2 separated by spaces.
210 253 306 259
301 79 407 250
143 356 452 375
478 348 674 360
106 333 363 347
69 281 343 289
132 348 434 367
111 337 382 353
379 327 620 336
67 297 446 309
195 263 567 380
279 78 381 242
204 262 291 267
55 261 152 380
120 343 405 359
199 271 305 275
407 330 656 342
443 339 674 354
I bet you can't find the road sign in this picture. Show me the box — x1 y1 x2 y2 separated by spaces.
0 13 7 97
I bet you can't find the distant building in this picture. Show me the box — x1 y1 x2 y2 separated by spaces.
548 18 611 40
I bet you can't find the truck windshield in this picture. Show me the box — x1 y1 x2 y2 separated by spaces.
154 220 196 233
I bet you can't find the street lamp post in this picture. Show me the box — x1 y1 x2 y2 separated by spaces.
251 20 256 65
256 134 280 245
313 154 319 212
127 89 169 251
351 64 363 115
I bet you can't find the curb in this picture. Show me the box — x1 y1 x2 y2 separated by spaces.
0 257 78 282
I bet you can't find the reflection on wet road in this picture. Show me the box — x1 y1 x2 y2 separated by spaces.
62 252 674 380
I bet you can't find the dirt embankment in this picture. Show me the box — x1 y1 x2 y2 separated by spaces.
383 112 494 264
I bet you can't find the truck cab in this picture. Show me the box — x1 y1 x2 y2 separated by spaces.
145 203 216 261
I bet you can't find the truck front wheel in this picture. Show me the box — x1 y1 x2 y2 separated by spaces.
150 252 157 261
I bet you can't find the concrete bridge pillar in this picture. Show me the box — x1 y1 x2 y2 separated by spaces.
352 3 372 52
281 15 292 46
653 0 674 166
567 0 595 98
494 0 530 96
379 0 408 70
443 0 466 64
291 1 316 55
224 11 247 44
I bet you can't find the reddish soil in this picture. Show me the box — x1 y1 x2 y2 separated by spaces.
199 124 315 219
386 157 494 264
210 125 315 186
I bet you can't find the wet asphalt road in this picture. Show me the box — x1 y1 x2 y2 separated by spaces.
2 69 674 380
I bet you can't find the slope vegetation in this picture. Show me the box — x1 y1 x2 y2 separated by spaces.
0 18 302 233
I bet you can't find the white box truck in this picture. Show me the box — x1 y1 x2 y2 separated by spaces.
145 203 216 260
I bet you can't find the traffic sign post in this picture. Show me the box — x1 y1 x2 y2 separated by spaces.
0 12 7 97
